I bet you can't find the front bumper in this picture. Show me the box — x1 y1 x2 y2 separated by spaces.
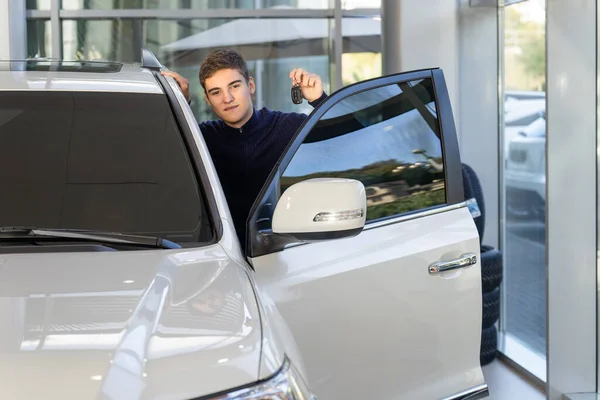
504 169 546 201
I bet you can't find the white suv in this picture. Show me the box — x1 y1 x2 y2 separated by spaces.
0 51 488 400
505 111 546 220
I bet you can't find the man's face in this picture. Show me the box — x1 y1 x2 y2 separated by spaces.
204 68 255 128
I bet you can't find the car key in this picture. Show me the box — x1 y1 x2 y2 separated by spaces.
291 84 303 104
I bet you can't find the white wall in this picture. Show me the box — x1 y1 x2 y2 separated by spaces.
546 0 598 398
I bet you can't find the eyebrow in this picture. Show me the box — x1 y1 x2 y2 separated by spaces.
207 80 242 94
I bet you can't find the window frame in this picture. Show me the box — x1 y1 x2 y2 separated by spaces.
279 76 446 224
246 68 464 258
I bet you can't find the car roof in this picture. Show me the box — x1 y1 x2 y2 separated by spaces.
0 59 164 94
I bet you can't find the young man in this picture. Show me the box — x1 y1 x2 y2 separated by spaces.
162 49 327 249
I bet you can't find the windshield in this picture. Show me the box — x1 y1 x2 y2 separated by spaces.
0 91 211 245
521 115 546 137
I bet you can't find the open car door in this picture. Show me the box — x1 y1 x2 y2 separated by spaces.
246 69 488 400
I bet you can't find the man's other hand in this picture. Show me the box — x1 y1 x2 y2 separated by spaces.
289 68 324 103
161 70 190 102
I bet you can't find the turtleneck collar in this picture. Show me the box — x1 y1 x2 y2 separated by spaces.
222 108 260 135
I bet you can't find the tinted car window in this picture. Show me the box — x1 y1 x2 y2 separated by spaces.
0 91 209 244
281 78 446 221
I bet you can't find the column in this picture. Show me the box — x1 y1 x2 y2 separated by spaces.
381 0 401 76
0 0 27 60
547 0 597 398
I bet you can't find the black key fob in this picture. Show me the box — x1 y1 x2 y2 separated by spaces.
291 85 303 104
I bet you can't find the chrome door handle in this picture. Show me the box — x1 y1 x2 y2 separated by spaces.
429 253 477 274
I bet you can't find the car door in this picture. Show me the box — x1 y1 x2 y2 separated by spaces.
246 69 487 400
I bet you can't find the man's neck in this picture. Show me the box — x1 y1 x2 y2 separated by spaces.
225 108 255 130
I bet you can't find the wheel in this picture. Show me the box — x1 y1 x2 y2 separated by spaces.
480 325 498 366
462 163 486 242
482 287 500 328
505 186 546 223
481 245 503 293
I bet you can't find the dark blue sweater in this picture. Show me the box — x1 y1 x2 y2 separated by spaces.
199 94 327 245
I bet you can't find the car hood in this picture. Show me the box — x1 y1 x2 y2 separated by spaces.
0 244 262 400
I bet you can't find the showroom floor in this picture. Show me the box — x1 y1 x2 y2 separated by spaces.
482 358 545 399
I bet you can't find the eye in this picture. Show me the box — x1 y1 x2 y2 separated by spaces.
232 84 241 89
210 90 220 97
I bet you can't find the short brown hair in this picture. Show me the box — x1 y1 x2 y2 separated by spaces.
199 49 250 91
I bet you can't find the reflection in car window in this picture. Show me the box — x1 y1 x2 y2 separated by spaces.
0 92 209 244
281 78 446 221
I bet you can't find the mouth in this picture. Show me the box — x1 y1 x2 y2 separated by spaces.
223 105 239 112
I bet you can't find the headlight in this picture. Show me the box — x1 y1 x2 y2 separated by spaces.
209 356 315 400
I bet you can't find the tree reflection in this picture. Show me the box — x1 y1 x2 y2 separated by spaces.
281 158 445 221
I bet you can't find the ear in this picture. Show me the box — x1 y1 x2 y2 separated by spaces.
248 76 256 95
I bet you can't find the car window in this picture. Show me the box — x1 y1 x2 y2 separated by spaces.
0 91 210 244
280 78 446 222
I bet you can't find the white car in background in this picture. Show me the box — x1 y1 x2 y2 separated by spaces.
503 91 545 153
0 51 488 399
504 105 546 221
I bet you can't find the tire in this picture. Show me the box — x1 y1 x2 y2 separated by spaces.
462 163 486 242
480 325 498 366
481 245 503 293
482 287 500 328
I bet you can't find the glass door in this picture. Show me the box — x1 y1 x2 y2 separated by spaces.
498 0 547 382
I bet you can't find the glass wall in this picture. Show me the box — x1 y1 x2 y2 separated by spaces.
60 17 332 121
25 0 381 123
499 0 547 380
31 0 332 10
26 0 51 10
26 20 52 58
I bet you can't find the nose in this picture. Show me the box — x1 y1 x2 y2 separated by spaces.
223 89 234 103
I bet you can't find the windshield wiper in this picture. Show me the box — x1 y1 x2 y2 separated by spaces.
0 226 181 249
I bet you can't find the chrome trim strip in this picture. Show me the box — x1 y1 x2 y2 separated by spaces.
364 201 467 231
440 384 489 400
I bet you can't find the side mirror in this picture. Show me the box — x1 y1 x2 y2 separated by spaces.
272 178 366 241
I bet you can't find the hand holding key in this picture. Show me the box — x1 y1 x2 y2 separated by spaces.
289 68 323 104
291 84 303 104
